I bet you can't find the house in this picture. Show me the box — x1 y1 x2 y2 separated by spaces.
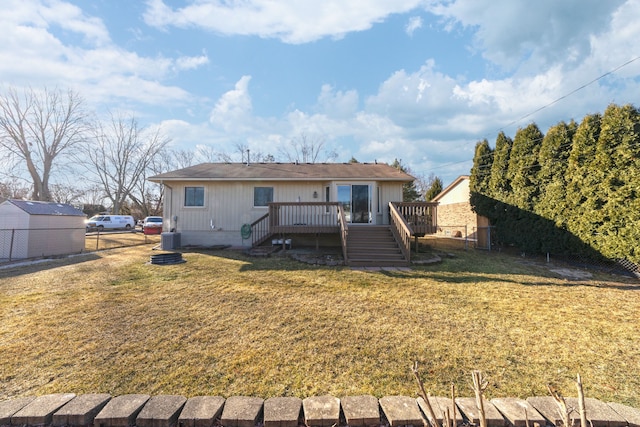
149 162 438 266
0 199 86 260
431 175 490 247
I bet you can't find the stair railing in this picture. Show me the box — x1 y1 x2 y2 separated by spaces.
389 202 412 262
250 212 271 247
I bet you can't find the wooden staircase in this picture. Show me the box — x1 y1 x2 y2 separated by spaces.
346 226 409 267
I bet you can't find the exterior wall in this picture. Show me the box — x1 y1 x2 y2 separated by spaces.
163 180 406 247
436 202 477 238
0 203 29 259
377 183 403 225
0 202 85 259
433 178 490 241
436 179 470 205
26 215 86 258
0 202 29 228
165 181 330 247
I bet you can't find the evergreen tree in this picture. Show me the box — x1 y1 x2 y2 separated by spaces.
423 176 443 201
535 120 576 223
506 123 544 211
488 132 513 202
534 121 577 254
564 113 602 253
592 104 640 262
469 139 493 215
391 158 421 201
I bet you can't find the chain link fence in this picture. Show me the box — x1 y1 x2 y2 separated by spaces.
1 228 161 264
473 226 639 279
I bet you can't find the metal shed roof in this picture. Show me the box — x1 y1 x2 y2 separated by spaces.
5 199 86 216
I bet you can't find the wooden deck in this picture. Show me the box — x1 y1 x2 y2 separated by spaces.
250 201 438 266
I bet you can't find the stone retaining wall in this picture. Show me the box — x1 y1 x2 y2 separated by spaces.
1 394 639 427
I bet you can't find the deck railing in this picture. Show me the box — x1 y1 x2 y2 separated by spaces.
392 202 438 236
389 202 412 262
268 202 340 234
337 204 348 262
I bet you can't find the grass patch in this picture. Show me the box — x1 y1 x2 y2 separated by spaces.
0 246 638 407
84 231 161 252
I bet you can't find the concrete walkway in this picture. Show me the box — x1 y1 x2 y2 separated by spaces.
1 393 639 427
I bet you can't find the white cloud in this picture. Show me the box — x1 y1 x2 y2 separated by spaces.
315 85 359 118
209 76 254 131
429 0 627 72
405 16 423 37
0 0 208 111
144 0 430 44
175 53 210 71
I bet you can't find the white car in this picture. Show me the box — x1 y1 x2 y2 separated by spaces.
142 216 163 232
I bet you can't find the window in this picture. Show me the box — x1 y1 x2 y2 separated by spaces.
184 187 204 206
254 187 273 207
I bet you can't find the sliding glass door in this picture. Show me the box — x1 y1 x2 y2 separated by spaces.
337 184 371 224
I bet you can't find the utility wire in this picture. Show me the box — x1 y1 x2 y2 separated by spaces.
496 55 640 134
423 55 640 175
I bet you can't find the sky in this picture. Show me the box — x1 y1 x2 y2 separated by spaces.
1 0 640 186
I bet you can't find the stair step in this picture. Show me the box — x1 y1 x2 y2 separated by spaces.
345 226 408 266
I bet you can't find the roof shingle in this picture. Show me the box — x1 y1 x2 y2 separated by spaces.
149 162 414 182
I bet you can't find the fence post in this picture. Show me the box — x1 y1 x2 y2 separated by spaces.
9 229 15 262
95 229 100 251
464 225 468 250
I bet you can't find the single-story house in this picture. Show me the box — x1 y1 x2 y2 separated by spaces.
431 175 490 247
149 162 438 266
0 199 86 260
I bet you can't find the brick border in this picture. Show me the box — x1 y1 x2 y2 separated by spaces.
1 394 639 427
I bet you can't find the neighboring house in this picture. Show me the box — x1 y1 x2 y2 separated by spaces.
0 199 86 260
150 162 438 265
431 175 490 246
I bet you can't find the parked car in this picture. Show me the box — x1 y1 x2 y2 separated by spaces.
142 216 163 234
86 215 135 231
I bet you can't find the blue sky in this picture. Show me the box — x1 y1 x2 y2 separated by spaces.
2 0 639 185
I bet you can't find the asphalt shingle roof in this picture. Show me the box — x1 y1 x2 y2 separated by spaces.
149 162 414 182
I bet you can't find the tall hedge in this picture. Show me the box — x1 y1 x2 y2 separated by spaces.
469 103 640 263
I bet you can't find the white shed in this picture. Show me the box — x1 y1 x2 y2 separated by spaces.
0 199 86 260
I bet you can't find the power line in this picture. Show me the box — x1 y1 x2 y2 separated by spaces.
421 55 640 177
495 55 640 134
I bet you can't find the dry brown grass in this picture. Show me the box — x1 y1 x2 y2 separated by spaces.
0 246 638 407
84 231 161 252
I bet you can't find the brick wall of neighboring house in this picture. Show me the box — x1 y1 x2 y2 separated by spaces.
436 202 476 237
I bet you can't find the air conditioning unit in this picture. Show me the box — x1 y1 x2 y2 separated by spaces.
161 232 181 250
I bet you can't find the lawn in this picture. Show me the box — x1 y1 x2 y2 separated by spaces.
0 245 638 407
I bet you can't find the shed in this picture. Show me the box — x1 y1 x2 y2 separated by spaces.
0 199 86 260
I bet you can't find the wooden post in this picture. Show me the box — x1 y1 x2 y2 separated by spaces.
9 229 15 262
472 371 488 427
576 374 588 427
412 361 441 427
451 383 457 427
547 384 570 427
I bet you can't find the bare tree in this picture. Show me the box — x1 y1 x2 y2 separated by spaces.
85 112 170 214
129 147 173 218
216 142 273 163
0 86 89 201
49 183 85 205
279 133 337 163
0 178 31 201
171 148 197 169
